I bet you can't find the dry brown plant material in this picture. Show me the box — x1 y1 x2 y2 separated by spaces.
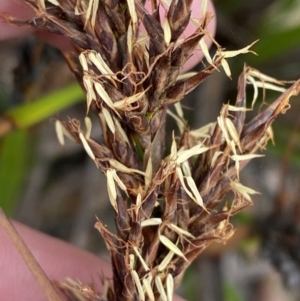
5 0 300 300
0 209 62 301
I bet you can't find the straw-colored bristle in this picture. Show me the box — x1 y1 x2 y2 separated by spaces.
12 1 300 300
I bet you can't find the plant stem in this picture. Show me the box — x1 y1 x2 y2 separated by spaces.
0 208 63 301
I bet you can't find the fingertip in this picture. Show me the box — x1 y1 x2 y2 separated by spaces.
181 0 217 72
0 0 35 40
144 0 217 72
0 0 73 50
0 222 112 300
36 31 74 51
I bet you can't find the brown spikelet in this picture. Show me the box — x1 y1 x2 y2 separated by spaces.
5 1 300 301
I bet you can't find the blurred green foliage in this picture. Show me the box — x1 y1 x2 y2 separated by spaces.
0 130 30 215
214 0 300 165
5 83 83 130
223 283 244 301
215 0 300 72
182 265 202 300
0 83 83 215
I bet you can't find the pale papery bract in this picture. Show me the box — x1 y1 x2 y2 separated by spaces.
3 1 300 301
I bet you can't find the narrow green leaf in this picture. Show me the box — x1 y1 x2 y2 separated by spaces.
0 130 30 215
248 26 300 65
5 83 84 129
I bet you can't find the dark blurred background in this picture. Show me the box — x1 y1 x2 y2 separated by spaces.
0 0 300 300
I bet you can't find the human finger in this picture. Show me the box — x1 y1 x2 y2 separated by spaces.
0 0 35 39
0 221 112 301
0 221 187 301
